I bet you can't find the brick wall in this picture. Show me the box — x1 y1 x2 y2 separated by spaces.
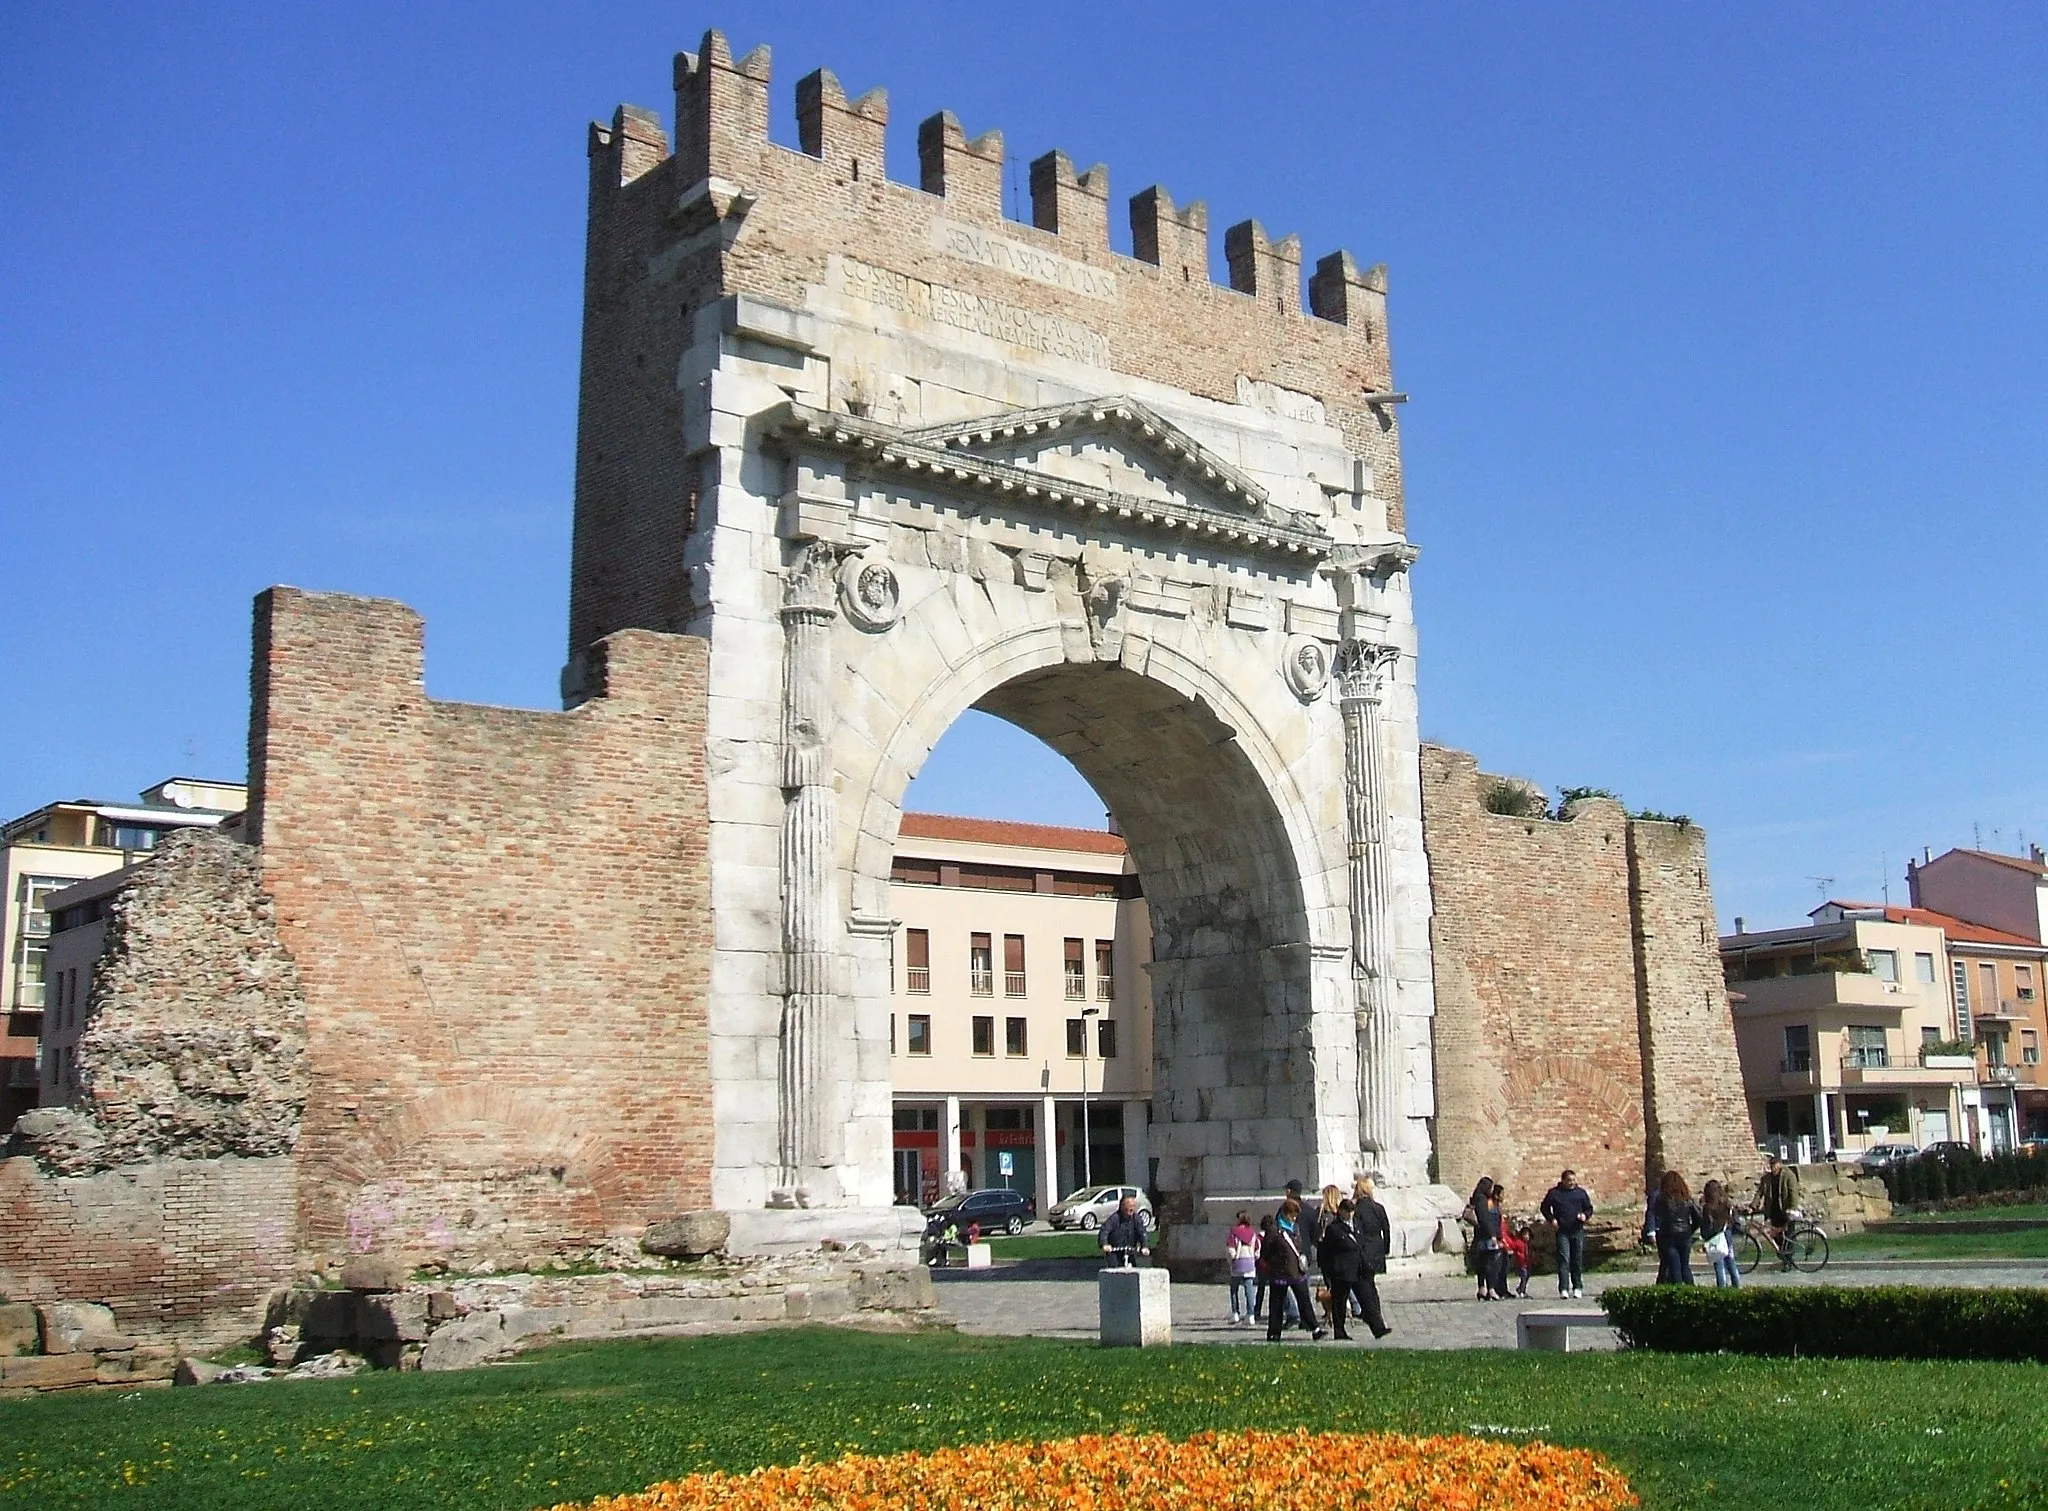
1422 745 1755 1211
1628 820 1758 1181
1421 746 1648 1209
570 30 1402 652
0 1155 294 1344
248 587 715 1267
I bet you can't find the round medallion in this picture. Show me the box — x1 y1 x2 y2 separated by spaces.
1283 633 1332 700
838 552 902 632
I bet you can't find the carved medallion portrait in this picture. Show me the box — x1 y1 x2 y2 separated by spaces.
837 552 902 631
1282 633 1332 700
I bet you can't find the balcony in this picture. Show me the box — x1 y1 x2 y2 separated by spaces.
969 968 993 997
1096 976 1115 1003
1064 973 1086 1002
906 966 930 995
1980 1062 2041 1088
1838 1050 1978 1088
1004 971 1028 998
1732 972 1917 1017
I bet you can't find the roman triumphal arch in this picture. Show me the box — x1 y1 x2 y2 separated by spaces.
565 35 1459 1257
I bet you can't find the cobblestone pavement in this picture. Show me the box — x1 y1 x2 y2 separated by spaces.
932 1258 2048 1350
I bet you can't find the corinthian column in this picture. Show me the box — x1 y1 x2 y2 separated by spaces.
777 542 843 1196
1337 638 1402 1158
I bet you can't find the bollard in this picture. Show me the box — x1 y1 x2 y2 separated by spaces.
1098 1265 1171 1346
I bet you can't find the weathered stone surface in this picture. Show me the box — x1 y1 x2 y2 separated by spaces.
10 830 305 1177
0 1353 97 1389
851 1264 937 1312
641 1211 731 1258
174 1357 226 1386
358 1292 431 1342
36 1302 127 1355
0 1303 38 1356
263 1323 301 1367
340 1254 410 1293
426 1289 460 1322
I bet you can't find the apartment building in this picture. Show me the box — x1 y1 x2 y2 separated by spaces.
1910 847 2048 1146
1722 905 1974 1157
0 778 245 1129
886 812 1152 1215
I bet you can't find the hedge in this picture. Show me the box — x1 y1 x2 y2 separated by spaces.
1600 1285 2048 1362
1881 1146 2047 1205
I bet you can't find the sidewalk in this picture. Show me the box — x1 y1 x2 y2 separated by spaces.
931 1258 2048 1349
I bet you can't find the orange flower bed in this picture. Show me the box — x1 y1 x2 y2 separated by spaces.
541 1428 1638 1511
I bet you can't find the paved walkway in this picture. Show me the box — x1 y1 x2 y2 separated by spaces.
932 1257 2048 1350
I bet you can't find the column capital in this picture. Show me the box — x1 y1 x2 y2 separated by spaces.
1335 639 1400 703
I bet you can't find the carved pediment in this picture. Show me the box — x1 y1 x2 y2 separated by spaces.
768 398 1332 564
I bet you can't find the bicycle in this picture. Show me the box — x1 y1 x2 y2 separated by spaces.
1731 1206 1830 1274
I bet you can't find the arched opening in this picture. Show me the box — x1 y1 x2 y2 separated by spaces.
871 656 1322 1242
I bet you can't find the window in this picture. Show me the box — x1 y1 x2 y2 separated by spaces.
1868 949 1899 983
2019 965 2036 1002
970 933 993 996
1982 962 1999 1015
1004 934 1026 997
1954 960 1973 1041
893 1106 939 1132
1986 1030 2007 1067
12 877 67 1010
1097 1018 1118 1059
92 820 161 851
2024 1031 2040 1066
905 928 930 994
1915 952 1937 985
1095 940 1115 1002
1064 938 1086 1000
1781 1024 1812 1073
985 1106 1032 1131
1005 1016 1028 1057
1066 1018 1086 1057
972 1015 994 1056
889 1014 896 1055
906 1015 931 1056
1846 1025 1888 1069
1922 1025 1940 1053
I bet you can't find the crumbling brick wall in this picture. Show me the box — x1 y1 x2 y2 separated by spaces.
14 827 305 1174
1 827 304 1342
248 587 714 1269
1422 746 1649 1209
1422 744 1754 1211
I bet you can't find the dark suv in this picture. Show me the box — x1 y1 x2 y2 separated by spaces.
923 1187 1035 1237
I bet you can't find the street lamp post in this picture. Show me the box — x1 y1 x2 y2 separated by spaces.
1080 1005 1101 1189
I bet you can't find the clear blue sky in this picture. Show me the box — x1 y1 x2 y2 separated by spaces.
4 6 2044 931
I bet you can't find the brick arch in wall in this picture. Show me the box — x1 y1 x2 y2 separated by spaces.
1468 1056 1646 1209
838 604 1363 1222
316 1087 636 1259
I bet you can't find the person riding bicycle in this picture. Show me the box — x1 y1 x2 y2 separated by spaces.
1755 1152 1800 1267
1099 1195 1151 1266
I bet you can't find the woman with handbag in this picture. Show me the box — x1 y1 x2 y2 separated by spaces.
1699 1179 1740 1289
1462 1176 1503 1300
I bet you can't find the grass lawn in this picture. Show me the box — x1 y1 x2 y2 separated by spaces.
985 1230 1119 1260
2 1328 2045 1511
1829 1226 2048 1260
1889 1202 2048 1224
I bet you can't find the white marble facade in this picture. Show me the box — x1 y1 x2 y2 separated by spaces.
676 278 1447 1260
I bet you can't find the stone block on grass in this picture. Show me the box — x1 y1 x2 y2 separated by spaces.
1098 1266 1171 1347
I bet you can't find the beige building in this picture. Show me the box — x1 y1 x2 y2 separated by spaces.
1723 904 1974 1157
886 812 1152 1216
0 778 245 1129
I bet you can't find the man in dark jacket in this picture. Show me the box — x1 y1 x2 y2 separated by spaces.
1098 1195 1150 1266
1539 1169 1596 1298
1263 1201 1326 1342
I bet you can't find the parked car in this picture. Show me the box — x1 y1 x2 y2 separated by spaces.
1856 1141 1921 1169
1047 1184 1154 1232
922 1187 1035 1237
1918 1141 1974 1162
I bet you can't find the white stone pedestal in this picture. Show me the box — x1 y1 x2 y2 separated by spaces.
964 1242 992 1270
1098 1266 1171 1347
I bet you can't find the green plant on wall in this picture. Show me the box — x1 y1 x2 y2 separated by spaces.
1632 808 1693 829
1557 785 1621 810
1482 779 1546 818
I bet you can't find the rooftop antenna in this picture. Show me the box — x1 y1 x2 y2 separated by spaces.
1974 822 1983 849
1881 850 1890 909
1808 875 1835 901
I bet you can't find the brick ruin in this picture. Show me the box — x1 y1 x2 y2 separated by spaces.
0 30 1755 1350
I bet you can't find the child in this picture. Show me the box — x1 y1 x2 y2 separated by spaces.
1226 1212 1258 1324
1500 1213 1532 1299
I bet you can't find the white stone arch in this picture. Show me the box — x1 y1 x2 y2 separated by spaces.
829 572 1362 1234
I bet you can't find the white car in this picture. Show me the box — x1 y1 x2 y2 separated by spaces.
1857 1141 1920 1168
1048 1184 1154 1232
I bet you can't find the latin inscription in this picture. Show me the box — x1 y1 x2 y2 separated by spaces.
836 257 1112 368
930 218 1118 301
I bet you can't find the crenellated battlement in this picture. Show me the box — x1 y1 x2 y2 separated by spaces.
625 30 1387 347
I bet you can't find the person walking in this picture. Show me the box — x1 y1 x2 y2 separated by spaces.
1648 1171 1701 1285
1264 1200 1326 1342
1539 1168 1594 1299
1699 1179 1741 1289
1463 1177 1504 1300
1754 1152 1800 1269
1252 1214 1298 1328
1226 1211 1259 1324
1323 1196 1393 1340
1498 1202 1532 1299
